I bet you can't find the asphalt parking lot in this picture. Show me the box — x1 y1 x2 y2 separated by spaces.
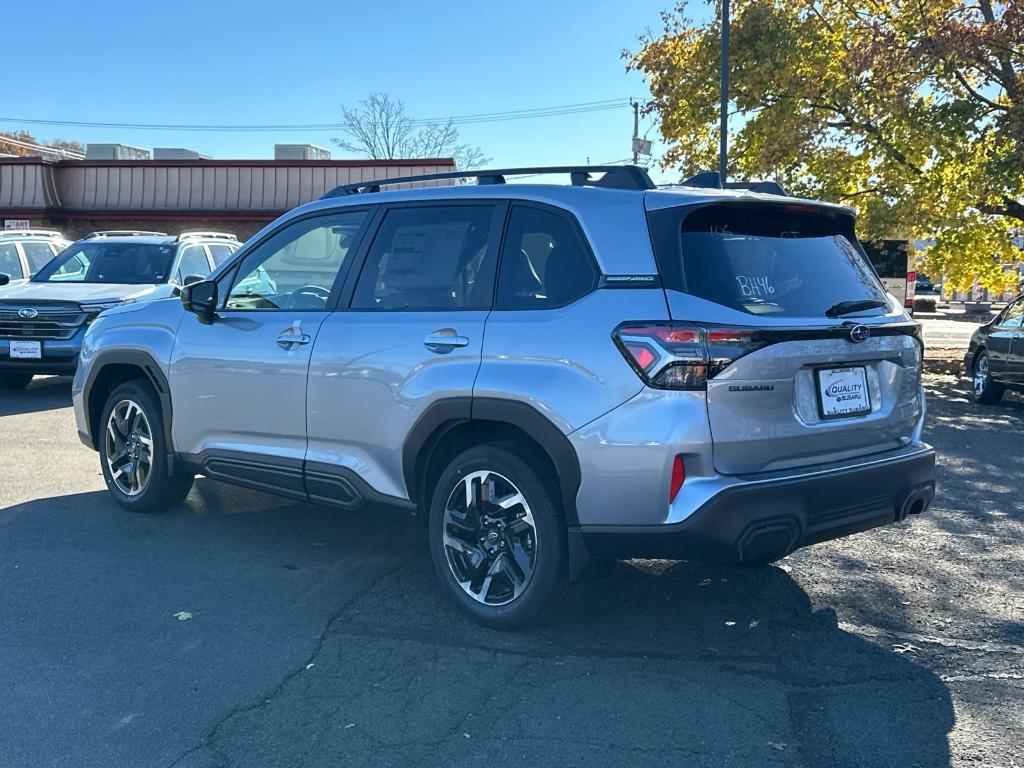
1 373 1022 768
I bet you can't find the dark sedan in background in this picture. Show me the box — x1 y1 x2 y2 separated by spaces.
965 294 1024 404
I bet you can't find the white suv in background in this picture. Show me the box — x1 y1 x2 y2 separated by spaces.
0 230 71 283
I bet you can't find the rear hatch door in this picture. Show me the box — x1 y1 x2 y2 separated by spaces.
646 198 923 475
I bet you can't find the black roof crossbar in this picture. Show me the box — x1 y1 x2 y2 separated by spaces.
679 170 788 196
321 165 656 199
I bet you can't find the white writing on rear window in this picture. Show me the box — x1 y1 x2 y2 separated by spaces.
735 274 775 297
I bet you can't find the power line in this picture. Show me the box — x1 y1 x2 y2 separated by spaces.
0 98 636 134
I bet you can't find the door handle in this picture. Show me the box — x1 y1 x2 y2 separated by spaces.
276 332 312 349
424 329 470 351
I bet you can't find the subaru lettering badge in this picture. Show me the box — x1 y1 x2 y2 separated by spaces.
18 307 38 320
849 324 871 343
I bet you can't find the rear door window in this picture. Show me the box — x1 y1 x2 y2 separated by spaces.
351 205 498 311
650 203 889 318
21 241 58 274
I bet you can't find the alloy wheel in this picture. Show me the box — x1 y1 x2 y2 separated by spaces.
441 470 538 606
105 399 154 496
974 355 989 396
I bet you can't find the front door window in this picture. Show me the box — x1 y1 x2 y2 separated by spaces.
225 212 367 311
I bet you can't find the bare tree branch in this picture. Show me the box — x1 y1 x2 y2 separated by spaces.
331 92 489 169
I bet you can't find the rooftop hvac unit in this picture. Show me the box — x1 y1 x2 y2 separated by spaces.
153 148 211 160
85 144 152 160
274 144 331 161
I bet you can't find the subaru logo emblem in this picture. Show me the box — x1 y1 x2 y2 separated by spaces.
18 307 38 319
849 324 871 343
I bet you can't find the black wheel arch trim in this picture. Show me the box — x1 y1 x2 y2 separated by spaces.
402 396 583 527
84 349 174 457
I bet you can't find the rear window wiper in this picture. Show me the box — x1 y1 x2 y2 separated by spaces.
825 298 888 318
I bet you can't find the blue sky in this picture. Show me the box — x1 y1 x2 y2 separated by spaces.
4 0 698 181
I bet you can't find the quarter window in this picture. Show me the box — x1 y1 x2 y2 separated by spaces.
495 205 597 309
225 211 366 311
351 205 497 311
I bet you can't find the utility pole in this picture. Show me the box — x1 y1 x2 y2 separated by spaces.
631 99 640 165
719 0 730 183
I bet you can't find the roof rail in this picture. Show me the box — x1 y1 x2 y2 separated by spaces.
176 231 238 242
321 165 656 199
679 171 788 196
83 230 169 239
0 229 64 239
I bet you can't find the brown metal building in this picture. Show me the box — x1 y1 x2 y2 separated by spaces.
0 156 456 241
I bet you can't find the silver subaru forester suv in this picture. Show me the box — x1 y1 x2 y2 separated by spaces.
72 166 935 628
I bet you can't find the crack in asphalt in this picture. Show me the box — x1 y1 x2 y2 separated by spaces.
839 621 1024 656
163 556 419 768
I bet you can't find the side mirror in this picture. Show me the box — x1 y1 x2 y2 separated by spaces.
181 279 218 324
0 273 10 287
183 274 205 286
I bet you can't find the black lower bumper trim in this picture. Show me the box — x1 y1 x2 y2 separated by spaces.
0 360 77 375
572 446 935 569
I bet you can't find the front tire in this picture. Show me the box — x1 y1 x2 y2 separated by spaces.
428 445 568 629
972 352 1004 405
99 381 194 513
0 373 33 390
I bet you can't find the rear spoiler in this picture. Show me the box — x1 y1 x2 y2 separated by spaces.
680 171 787 196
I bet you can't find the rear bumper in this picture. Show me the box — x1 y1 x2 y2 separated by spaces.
569 444 935 573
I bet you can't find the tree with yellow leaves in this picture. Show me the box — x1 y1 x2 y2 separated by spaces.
628 0 1023 291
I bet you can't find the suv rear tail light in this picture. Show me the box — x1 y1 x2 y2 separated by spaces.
613 323 767 390
905 270 916 307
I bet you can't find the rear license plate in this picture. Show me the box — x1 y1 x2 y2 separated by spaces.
816 366 870 419
9 340 42 359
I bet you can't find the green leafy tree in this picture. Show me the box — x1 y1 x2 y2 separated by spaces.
627 0 1023 290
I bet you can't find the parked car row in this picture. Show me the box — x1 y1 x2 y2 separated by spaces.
0 230 241 390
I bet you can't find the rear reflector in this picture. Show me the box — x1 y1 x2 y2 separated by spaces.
670 455 685 502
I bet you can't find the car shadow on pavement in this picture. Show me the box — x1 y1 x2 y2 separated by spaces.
2 483 956 767
0 376 72 416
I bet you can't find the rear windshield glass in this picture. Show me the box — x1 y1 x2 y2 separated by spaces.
662 204 890 317
33 242 175 285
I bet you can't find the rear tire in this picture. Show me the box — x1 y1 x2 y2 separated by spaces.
972 352 1004 405
428 444 568 629
0 373 33 390
99 381 194 513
